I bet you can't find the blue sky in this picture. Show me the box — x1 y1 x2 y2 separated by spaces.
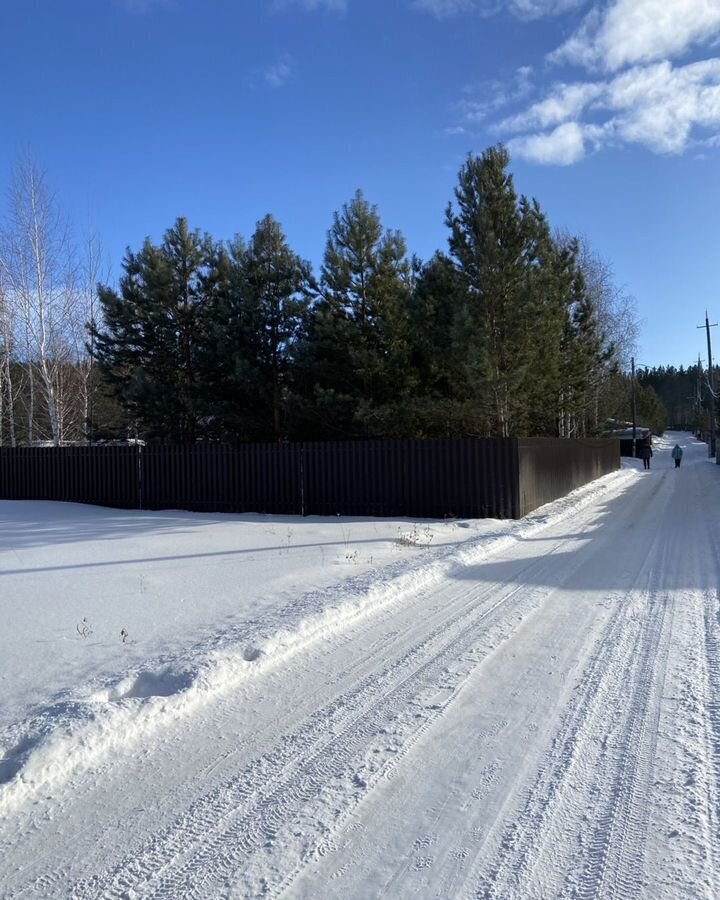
3 0 720 368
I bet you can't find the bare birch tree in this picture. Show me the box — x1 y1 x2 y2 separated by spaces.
0 154 78 445
0 270 18 445
72 228 106 443
575 236 638 371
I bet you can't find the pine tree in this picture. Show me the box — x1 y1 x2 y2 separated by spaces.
193 237 253 440
245 215 313 440
635 382 667 436
557 242 607 437
446 146 528 437
198 217 312 441
92 218 215 443
405 251 471 436
514 198 567 436
290 190 413 438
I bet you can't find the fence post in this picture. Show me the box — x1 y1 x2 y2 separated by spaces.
299 444 305 517
137 444 143 510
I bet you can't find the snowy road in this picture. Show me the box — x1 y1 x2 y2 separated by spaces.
2 433 719 899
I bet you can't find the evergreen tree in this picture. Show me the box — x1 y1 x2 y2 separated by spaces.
405 251 473 436
198 217 312 441
245 215 313 440
555 238 609 436
88 153 629 446
290 190 413 438
409 252 460 397
515 198 567 436
92 218 216 443
445 146 609 438
635 381 668 436
637 363 714 432
446 146 529 437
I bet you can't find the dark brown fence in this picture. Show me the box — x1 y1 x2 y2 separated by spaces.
301 439 518 518
0 446 139 508
0 438 619 519
517 438 620 517
141 444 303 515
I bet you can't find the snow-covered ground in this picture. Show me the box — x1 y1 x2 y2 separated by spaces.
1 431 718 898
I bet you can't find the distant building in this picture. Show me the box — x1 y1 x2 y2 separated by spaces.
602 421 651 457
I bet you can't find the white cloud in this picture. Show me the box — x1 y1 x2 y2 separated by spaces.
440 0 720 165
695 132 720 147
413 0 586 18
500 81 603 130
116 0 176 13
412 0 477 15
455 66 536 125
503 57 720 162
551 0 720 72
608 58 720 151
271 0 347 11
265 59 295 88
509 0 586 17
508 121 587 164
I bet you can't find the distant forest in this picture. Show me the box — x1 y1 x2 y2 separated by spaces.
0 145 703 446
638 365 718 435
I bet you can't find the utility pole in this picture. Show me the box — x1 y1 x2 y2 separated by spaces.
697 312 718 457
631 356 637 457
697 353 703 436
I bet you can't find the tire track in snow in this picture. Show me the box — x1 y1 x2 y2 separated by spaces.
575 592 672 900
574 463 720 900
469 506 674 900
68 531 592 900
639 472 720 900
699 511 720 895
469 591 635 899
701 585 720 891
648 585 719 900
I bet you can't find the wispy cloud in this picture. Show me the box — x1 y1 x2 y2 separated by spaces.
499 81 604 131
265 57 295 88
116 0 176 13
413 0 587 19
270 0 347 11
413 0 477 16
551 0 720 72
508 0 587 18
454 66 536 126
504 59 720 163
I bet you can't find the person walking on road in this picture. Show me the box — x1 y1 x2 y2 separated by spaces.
639 442 653 470
672 443 683 468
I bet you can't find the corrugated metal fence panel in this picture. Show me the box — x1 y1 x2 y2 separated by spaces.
516 438 620 517
140 443 302 514
0 438 615 519
301 438 519 519
0 446 139 507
